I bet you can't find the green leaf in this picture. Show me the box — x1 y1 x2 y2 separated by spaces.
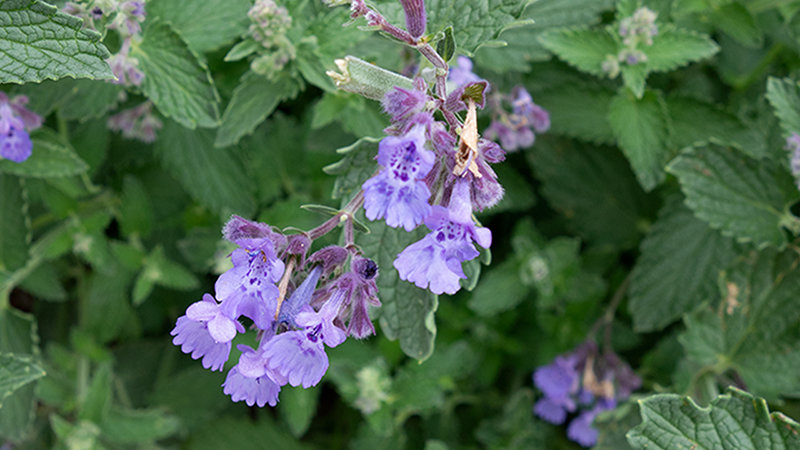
79 362 112 424
0 174 28 272
224 38 261 62
538 27 618 76
280 385 321 438
133 22 220 128
528 138 651 249
711 2 763 48
0 128 88 178
188 416 313 450
595 401 639 450
0 0 113 84
100 407 181 443
628 197 736 332
359 220 438 360
133 245 199 306
118 175 153 238
323 137 381 202
467 260 530 317
215 72 301 148
150 367 229 430
627 387 800 450
620 62 648 99
766 77 800 137
0 309 38 441
475 388 547 450
0 354 44 408
19 262 67 302
378 0 532 54
436 26 456 62
156 120 257 216
667 144 797 249
58 79 123 121
644 26 720 73
82 266 138 344
609 90 670 191
148 0 251 54
668 96 768 159
533 82 615 145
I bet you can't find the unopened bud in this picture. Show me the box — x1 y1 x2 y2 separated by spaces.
327 56 414 101
398 0 426 39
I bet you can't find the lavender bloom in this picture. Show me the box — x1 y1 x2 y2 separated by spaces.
223 215 288 251
398 0 426 39
296 295 347 348
222 365 281 407
171 316 240 371
382 79 428 122
566 408 602 447
533 355 580 424
108 39 144 86
263 325 329 388
485 87 549 152
512 87 550 133
363 125 435 231
448 56 482 87
185 294 240 343
108 0 146 37
310 257 381 339
107 102 162 143
394 180 491 295
0 93 42 164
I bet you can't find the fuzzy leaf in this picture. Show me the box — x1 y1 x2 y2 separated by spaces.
359 220 438 361
133 22 220 128
609 90 669 191
766 77 800 137
644 26 720 73
147 0 251 53
538 27 618 76
628 197 736 332
323 137 381 202
0 354 44 408
0 0 113 83
156 120 257 216
215 72 301 148
467 260 529 317
627 387 800 450
534 82 615 145
667 144 797 249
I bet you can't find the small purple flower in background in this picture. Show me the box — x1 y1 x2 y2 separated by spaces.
394 179 491 295
784 132 800 190
107 101 162 143
108 38 145 87
532 343 641 448
108 0 146 36
0 92 43 163
605 6 658 77
363 125 435 231
485 86 549 152
448 56 482 87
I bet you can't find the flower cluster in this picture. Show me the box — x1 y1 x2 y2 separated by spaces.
602 7 658 78
0 92 43 164
485 86 550 151
785 132 800 190
247 0 296 78
107 1 146 86
107 101 162 143
172 216 381 407
533 343 641 447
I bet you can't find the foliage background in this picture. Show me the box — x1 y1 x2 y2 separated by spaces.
3 0 800 449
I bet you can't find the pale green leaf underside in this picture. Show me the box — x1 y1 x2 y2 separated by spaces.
627 387 800 450
0 0 113 83
0 353 44 408
668 145 792 249
628 198 735 332
133 23 220 129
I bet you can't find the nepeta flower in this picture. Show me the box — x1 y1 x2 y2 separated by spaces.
533 355 580 424
486 86 549 152
382 79 428 123
512 87 550 133
263 321 329 388
363 125 435 231
311 257 381 339
394 180 491 295
448 56 482 87
222 365 281 407
108 39 144 86
171 314 242 372
0 93 42 163
107 102 162 143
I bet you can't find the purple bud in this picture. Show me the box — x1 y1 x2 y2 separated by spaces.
286 234 312 266
398 0 426 39
91 6 103 19
352 257 378 281
308 245 349 277
222 215 287 251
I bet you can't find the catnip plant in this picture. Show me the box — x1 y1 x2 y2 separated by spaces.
3 0 800 449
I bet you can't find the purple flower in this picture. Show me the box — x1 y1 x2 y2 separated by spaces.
363 125 435 231
108 39 144 86
223 365 281 407
185 294 240 343
448 56 482 87
0 93 42 164
223 215 288 251
310 257 381 339
382 79 428 122
512 87 550 133
107 102 162 143
532 355 580 424
171 316 239 371
263 325 329 388
296 296 347 348
394 180 491 295
398 0 426 39
566 408 601 447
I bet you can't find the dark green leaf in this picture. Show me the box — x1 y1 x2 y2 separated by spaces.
79 362 112 424
0 353 44 408
19 262 67 301
58 79 123 121
711 2 763 48
0 174 28 272
280 385 320 438
323 137 381 202
436 26 456 62
538 27 618 76
100 407 181 443
0 309 38 441
148 0 251 53
188 416 313 450
468 260 529 317
644 26 720 73
766 77 800 137
533 82 615 145
0 0 113 83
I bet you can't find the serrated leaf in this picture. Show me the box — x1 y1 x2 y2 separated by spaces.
0 0 113 84
148 0 251 54
0 173 28 272
669 96 768 159
766 77 800 137
323 137 381 202
0 353 44 408
0 308 38 441
533 83 615 144
629 197 736 332
157 120 257 216
528 138 651 249
0 128 88 178
133 22 220 128
359 220 437 360
538 27 618 76
627 387 800 450
609 90 669 191
667 144 797 249
100 407 181 443
644 26 720 73
620 62 648 99
215 71 301 148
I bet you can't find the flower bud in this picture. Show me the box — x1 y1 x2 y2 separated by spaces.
398 0 426 39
